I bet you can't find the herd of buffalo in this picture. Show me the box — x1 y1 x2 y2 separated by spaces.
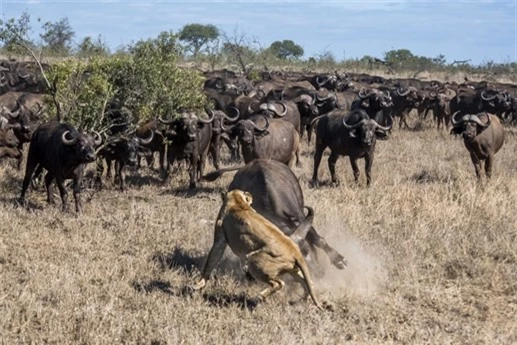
0 60 514 278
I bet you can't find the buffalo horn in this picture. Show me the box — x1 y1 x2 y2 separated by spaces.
315 76 327 86
268 102 287 117
251 115 269 133
342 116 367 130
481 90 497 101
92 131 102 146
397 86 410 97
451 110 466 127
138 129 154 145
223 107 240 122
198 109 215 124
61 130 78 145
247 100 260 114
372 115 393 132
158 116 176 125
358 88 370 99
6 107 20 119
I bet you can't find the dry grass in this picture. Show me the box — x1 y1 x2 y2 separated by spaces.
1 118 516 345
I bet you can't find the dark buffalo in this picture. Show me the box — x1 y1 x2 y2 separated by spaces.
351 88 394 123
19 122 102 212
136 119 166 174
96 131 154 191
159 110 214 189
255 100 301 134
450 112 505 179
387 86 422 129
226 115 300 167
311 109 392 187
204 107 240 169
429 88 456 130
200 159 347 273
0 127 22 159
450 89 512 119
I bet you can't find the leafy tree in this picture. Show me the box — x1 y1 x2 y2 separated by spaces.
76 35 110 58
40 17 75 55
384 48 415 68
45 31 206 140
269 39 304 59
178 23 219 58
0 11 36 56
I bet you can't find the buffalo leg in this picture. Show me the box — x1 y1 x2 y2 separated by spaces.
45 172 55 205
311 141 326 187
349 156 360 184
328 151 340 186
484 154 494 179
16 143 23 170
95 158 104 190
306 228 346 269
55 177 69 212
189 154 199 189
470 153 482 179
158 145 166 175
365 153 374 186
19 154 39 205
209 136 221 170
198 146 209 182
199 210 229 281
118 161 126 191
72 174 83 213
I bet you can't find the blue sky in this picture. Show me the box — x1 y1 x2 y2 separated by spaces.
1 0 515 65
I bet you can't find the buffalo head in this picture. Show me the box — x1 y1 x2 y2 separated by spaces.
343 113 393 147
160 109 215 142
451 111 491 140
62 130 102 163
224 115 269 145
358 88 393 110
205 106 240 134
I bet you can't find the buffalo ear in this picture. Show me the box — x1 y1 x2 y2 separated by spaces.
349 129 358 138
450 126 463 135
375 130 389 140
255 130 269 138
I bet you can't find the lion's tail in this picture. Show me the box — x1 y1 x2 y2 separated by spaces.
295 255 321 310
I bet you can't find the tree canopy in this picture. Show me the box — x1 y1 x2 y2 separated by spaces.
178 23 219 58
269 39 304 59
40 17 75 55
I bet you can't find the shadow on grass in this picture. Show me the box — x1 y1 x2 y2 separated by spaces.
151 247 205 274
131 279 259 311
160 185 224 198
143 247 258 310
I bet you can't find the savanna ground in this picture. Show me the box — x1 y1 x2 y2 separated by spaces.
1 115 516 345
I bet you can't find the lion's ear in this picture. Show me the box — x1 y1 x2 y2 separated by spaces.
244 191 253 205
220 191 226 201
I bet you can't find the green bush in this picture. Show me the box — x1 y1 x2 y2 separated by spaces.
44 31 207 135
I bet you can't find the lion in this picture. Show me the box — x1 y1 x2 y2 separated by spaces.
192 189 325 310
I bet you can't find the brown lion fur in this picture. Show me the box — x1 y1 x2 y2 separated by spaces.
194 189 323 309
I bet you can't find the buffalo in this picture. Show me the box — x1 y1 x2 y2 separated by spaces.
0 126 21 159
450 112 505 179
159 110 214 189
201 159 347 272
311 109 392 187
19 122 102 212
96 131 154 191
226 115 300 167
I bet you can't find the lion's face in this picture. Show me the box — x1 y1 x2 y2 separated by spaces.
225 190 253 207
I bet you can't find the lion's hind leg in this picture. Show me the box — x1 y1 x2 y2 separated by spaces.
258 278 285 301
